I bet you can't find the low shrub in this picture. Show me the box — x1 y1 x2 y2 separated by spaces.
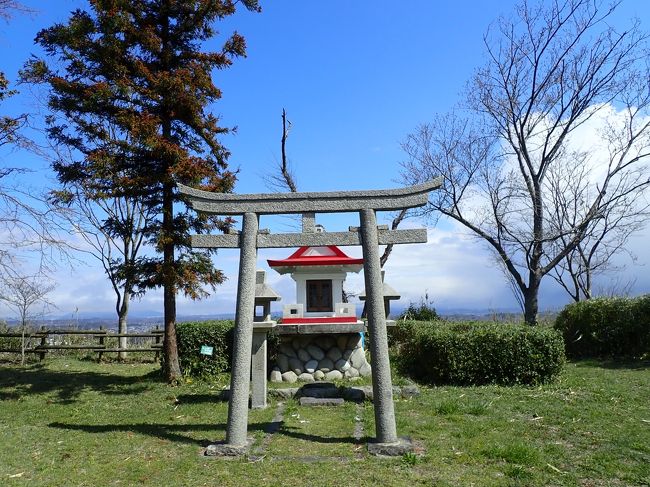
393 320 565 386
387 319 418 348
554 295 650 359
176 320 235 379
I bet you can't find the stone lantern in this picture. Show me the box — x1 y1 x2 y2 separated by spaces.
359 271 401 318
254 270 281 322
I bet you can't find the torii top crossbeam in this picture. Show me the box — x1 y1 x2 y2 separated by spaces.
178 179 440 215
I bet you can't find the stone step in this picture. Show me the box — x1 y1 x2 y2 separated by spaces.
299 397 345 406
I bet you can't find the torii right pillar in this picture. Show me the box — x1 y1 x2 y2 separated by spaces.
360 208 408 454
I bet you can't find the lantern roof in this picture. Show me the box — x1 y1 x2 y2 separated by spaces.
254 271 281 302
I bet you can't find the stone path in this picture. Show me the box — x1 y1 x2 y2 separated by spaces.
245 400 369 463
248 402 287 462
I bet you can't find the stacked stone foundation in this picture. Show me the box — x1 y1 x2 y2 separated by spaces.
269 333 371 383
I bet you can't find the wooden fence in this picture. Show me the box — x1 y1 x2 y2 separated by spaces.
0 327 163 361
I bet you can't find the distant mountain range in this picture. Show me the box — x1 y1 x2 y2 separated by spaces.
2 303 540 332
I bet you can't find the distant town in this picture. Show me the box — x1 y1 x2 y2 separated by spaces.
2 304 555 332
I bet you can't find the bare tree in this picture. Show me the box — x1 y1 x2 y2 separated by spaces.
0 272 54 365
402 0 650 324
47 116 158 359
274 108 298 193
0 167 73 275
54 184 155 359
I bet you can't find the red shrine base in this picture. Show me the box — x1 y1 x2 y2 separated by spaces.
280 316 358 324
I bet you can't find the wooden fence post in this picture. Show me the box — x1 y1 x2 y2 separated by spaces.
98 326 106 362
39 326 47 362
154 326 161 362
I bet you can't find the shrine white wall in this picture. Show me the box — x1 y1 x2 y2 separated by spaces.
291 270 347 317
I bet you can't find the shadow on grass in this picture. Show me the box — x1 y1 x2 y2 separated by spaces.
572 359 650 370
49 420 364 447
49 421 250 446
0 365 163 404
279 425 369 445
176 393 229 404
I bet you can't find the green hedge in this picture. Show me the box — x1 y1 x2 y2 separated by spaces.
392 320 565 386
176 320 235 378
554 295 650 359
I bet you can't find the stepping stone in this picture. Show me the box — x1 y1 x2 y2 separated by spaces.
299 397 345 406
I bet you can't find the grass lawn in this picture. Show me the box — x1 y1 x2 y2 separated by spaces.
1 358 649 486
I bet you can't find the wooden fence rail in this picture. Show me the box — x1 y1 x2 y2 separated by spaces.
0 327 163 361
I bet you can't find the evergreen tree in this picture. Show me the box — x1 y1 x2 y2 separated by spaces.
25 0 260 382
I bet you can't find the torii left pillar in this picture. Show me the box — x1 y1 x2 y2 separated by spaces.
225 212 258 450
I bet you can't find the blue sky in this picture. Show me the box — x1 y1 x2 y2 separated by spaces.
1 1 649 320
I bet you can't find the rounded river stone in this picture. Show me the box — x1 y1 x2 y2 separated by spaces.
281 371 297 383
304 359 318 373
335 358 351 372
345 367 360 378
347 334 362 349
288 357 303 375
350 347 366 368
279 343 297 358
359 363 372 377
307 344 325 361
319 336 336 350
318 358 334 373
325 370 343 381
326 346 342 362
298 348 311 362
270 368 283 382
276 354 289 373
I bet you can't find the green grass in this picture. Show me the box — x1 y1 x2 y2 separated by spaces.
1 358 649 486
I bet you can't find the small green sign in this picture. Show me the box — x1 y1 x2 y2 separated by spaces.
200 345 214 356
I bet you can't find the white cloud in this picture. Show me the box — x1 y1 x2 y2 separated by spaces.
378 224 517 311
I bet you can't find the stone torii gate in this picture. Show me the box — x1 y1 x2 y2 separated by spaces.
179 179 441 455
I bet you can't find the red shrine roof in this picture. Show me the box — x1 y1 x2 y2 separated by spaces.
267 245 363 268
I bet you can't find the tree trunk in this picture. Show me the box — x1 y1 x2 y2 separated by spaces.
158 3 181 385
583 267 592 300
117 291 130 361
162 180 181 383
20 320 26 366
522 280 540 325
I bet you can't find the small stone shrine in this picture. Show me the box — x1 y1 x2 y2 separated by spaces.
266 245 372 383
